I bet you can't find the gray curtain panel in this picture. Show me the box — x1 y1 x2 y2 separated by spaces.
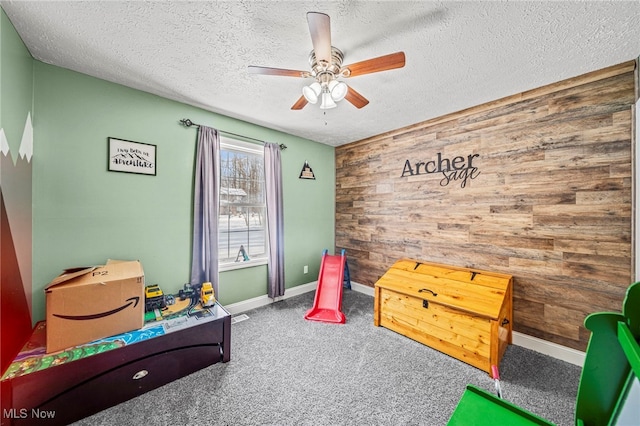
264 142 285 298
190 126 220 297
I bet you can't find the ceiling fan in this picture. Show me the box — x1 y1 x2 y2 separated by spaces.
248 12 406 110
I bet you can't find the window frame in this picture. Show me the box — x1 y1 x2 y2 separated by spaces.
218 136 268 272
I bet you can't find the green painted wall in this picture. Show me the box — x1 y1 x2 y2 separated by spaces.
1 9 33 153
31 62 335 322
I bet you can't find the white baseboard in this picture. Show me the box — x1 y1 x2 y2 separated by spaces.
225 280 585 367
512 331 585 366
224 281 317 315
350 281 374 296
225 280 369 315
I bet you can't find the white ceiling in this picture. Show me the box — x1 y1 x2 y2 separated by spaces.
2 1 639 146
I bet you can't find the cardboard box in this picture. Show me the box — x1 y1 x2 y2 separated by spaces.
45 259 144 353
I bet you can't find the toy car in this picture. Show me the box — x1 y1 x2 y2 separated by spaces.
178 283 196 300
144 284 166 311
165 294 175 306
200 282 216 308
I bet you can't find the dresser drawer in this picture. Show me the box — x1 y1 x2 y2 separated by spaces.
28 345 221 426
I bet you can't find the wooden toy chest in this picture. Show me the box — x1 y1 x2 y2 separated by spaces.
374 259 513 374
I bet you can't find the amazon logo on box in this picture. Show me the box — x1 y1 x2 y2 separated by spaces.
44 259 144 353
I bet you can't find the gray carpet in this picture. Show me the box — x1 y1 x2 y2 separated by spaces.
74 290 581 425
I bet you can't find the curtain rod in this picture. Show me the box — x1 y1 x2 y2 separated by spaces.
179 119 287 150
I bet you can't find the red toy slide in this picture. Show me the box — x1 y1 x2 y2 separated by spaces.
304 250 347 324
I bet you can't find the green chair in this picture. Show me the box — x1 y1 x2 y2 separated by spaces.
448 281 640 426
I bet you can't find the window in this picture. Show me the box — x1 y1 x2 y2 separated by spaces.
219 136 267 269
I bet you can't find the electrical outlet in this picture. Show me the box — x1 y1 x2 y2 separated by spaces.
304 265 308 274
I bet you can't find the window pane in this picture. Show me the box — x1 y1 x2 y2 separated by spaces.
219 140 266 265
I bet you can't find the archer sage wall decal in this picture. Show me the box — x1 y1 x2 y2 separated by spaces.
400 152 480 188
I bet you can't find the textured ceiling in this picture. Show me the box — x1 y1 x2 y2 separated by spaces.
2 1 639 146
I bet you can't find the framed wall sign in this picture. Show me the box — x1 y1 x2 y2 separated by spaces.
108 137 156 176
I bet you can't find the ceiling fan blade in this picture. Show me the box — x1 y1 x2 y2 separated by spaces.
345 86 369 109
291 96 308 110
307 12 332 65
248 66 309 78
342 52 406 77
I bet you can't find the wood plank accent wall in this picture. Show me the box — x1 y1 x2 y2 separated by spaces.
336 60 637 351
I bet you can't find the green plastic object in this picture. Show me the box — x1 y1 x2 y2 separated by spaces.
574 311 628 425
575 281 640 426
447 385 555 425
448 282 640 426
624 281 640 337
618 322 640 380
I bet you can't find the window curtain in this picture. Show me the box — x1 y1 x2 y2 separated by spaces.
264 142 285 298
190 126 220 297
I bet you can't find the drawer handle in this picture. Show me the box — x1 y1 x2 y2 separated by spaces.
132 370 148 380
418 288 437 296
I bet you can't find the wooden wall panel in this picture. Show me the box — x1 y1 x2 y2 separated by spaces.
336 61 637 351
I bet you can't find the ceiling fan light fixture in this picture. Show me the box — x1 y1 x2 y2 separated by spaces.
302 82 322 104
249 13 405 111
329 80 348 102
320 91 337 109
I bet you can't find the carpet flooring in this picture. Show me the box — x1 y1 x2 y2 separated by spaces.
74 289 581 425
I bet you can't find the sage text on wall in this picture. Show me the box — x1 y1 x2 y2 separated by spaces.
400 152 480 188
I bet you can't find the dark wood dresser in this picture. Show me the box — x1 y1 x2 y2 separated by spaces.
1 302 230 425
